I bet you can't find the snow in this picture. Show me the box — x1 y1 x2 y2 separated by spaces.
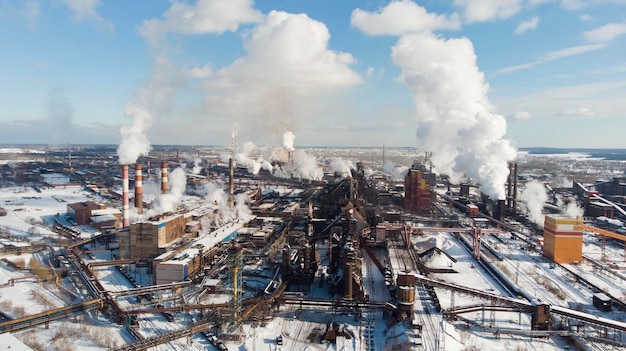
0 333 33 350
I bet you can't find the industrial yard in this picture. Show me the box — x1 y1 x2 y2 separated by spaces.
0 145 625 351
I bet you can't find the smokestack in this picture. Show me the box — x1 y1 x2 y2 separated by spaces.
513 163 518 213
122 165 130 228
229 158 234 209
135 163 143 214
161 161 168 194
507 162 513 209
146 159 151 180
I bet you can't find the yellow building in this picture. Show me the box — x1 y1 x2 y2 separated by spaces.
543 214 583 264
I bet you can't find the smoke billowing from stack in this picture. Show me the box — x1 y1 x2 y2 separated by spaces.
229 158 234 209
161 161 168 194
122 165 130 228
135 163 143 214
391 32 516 200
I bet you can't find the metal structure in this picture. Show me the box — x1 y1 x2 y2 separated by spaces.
229 158 234 209
228 243 243 328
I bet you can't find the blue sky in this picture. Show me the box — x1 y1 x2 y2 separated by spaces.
0 0 625 150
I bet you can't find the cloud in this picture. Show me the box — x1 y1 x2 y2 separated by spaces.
0 0 40 27
559 0 585 9
365 66 385 77
351 0 460 35
139 0 263 47
498 44 605 73
583 22 626 43
561 106 595 116
511 111 533 120
579 14 593 21
493 80 626 124
199 10 362 136
515 16 539 34
188 64 213 78
391 31 516 199
454 0 523 23
58 0 113 32
560 0 626 10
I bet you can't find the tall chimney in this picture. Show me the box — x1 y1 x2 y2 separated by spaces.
161 161 168 194
122 165 130 228
513 163 519 213
146 159 151 180
135 163 143 214
229 158 234 209
507 162 513 209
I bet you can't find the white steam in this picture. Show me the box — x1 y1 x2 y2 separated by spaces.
562 201 584 218
199 181 253 228
234 141 273 175
158 167 187 212
117 60 185 165
327 157 355 177
282 131 295 151
383 160 409 181
519 180 548 227
227 131 323 180
391 31 516 199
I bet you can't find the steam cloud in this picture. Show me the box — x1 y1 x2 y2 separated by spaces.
117 59 186 165
391 31 516 199
327 157 355 178
199 182 253 228
225 131 323 180
519 180 548 227
383 160 409 181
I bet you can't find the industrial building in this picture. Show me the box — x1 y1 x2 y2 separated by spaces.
67 201 107 225
404 163 435 214
118 213 188 259
154 248 202 285
542 214 583 264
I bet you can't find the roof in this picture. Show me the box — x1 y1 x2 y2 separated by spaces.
91 214 119 223
67 201 102 211
0 333 34 350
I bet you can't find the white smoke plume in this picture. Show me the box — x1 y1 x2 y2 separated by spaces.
554 177 573 188
391 31 516 200
158 167 187 212
276 149 323 180
234 141 273 175
519 180 548 227
226 131 322 180
198 181 253 227
327 157 355 178
383 160 409 181
117 59 185 165
282 131 295 151
192 157 202 175
562 201 584 218
271 131 323 180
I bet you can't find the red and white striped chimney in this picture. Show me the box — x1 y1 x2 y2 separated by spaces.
122 165 130 228
134 163 143 214
161 161 168 194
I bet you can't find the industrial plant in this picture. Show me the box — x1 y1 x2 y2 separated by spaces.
0 145 624 351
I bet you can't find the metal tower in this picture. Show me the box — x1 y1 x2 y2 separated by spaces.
228 243 243 327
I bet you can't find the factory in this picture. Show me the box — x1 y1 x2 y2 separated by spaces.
1 145 625 351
